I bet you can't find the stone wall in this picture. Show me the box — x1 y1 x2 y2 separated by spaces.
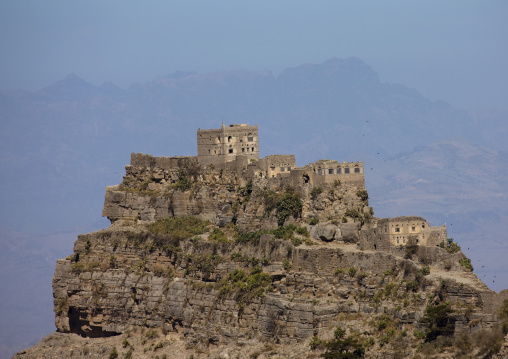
263 154 296 178
130 153 198 171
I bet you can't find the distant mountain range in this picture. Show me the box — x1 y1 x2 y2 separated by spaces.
0 57 507 358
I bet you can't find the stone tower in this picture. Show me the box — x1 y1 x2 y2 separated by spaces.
197 124 259 166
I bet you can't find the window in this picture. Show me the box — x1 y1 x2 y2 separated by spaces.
337 168 342 174
328 169 334 174
395 227 400 233
422 225 425 229
403 239 405 243
354 167 360 173
345 168 350 174
318 169 322 175
397 239 399 244
287 167 291 171
412 226 415 231
242 148 245 153
280 167 285 172
248 136 253 142
228 136 232 143
251 147 254 152
228 149 233 154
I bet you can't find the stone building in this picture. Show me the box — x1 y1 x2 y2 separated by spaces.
359 216 448 251
379 216 447 247
197 124 259 166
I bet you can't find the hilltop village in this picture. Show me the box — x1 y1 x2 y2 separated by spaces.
16 124 508 359
104 123 447 249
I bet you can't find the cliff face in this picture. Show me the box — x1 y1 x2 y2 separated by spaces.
16 153 508 359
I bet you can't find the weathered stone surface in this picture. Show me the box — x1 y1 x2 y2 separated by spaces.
310 223 338 242
16 151 508 359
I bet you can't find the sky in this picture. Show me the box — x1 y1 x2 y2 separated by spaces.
0 1 507 110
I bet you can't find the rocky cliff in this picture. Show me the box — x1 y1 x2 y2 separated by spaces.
15 153 508 359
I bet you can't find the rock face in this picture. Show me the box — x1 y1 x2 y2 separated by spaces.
15 153 508 359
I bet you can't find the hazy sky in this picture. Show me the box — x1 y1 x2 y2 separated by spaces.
1 1 507 110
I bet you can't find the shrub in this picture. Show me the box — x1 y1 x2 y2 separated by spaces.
344 209 361 221
309 217 319 225
83 240 92 254
420 303 455 342
209 228 228 243
291 237 303 246
235 231 262 245
321 326 365 358
406 280 419 292
55 297 68 315
145 329 159 339
109 347 118 359
173 169 192 191
282 259 292 271
384 283 395 296
419 266 430 276
218 266 272 306
334 268 345 276
441 238 461 253
310 187 323 199
405 236 419 257
309 335 321 350
295 226 310 237
459 257 474 272
276 193 303 226
348 267 357 278
70 263 84 273
258 189 281 213
356 189 369 202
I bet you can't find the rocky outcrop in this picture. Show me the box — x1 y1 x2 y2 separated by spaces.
15 153 508 358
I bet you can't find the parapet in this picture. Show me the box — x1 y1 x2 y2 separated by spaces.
130 153 198 171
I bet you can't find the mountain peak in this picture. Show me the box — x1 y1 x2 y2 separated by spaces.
43 74 96 97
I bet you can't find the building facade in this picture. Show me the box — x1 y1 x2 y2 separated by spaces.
197 124 259 166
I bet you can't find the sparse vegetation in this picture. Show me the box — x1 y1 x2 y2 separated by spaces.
310 186 323 199
356 189 368 202
440 238 461 253
209 228 229 243
420 302 455 342
218 266 272 306
348 267 357 278
320 326 365 358
146 216 209 240
459 257 474 272
309 216 319 225
109 347 118 359
276 192 303 226
173 169 192 191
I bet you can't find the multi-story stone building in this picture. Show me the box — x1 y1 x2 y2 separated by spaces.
197 124 259 166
